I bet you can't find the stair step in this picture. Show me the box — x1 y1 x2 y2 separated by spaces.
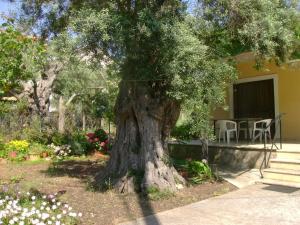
263 168 300 183
257 178 300 188
270 158 300 170
276 150 300 160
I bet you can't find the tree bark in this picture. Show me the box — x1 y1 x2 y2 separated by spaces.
58 96 65 133
20 62 62 118
102 82 185 193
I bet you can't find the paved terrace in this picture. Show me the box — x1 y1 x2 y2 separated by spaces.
120 184 300 225
169 140 300 151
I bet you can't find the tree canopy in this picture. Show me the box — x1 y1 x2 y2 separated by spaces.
0 21 46 96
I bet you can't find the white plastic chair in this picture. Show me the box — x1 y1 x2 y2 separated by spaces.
252 119 272 142
238 120 254 140
216 120 238 144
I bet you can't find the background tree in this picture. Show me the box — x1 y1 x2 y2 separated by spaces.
0 20 45 97
48 34 118 133
16 0 299 192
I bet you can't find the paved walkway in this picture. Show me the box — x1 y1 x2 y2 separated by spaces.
119 184 300 225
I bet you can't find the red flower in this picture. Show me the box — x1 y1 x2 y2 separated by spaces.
94 138 100 142
86 133 95 138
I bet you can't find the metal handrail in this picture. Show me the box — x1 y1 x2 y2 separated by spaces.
259 113 285 178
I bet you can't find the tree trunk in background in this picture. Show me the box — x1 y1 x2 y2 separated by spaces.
58 96 65 133
101 82 185 193
21 63 61 118
82 111 86 131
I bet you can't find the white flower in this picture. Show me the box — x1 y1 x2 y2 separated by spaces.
55 221 61 225
62 210 67 214
78 212 83 217
32 196 36 200
52 205 57 210
56 214 62 219
69 212 77 217
47 221 52 225
42 213 50 220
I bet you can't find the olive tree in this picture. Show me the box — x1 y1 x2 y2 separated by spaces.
16 0 299 192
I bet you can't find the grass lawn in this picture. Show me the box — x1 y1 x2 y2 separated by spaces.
0 158 236 225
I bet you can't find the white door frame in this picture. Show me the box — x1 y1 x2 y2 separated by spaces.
228 74 279 119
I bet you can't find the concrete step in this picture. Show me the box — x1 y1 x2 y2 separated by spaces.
276 150 300 160
263 168 300 183
257 178 300 188
270 158 300 170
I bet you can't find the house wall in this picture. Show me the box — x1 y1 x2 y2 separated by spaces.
213 53 300 141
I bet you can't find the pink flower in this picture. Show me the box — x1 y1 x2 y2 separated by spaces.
86 133 95 138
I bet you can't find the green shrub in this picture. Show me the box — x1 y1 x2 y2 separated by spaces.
51 132 69 146
23 127 50 145
0 138 6 158
187 160 213 184
29 142 53 155
94 128 108 142
69 131 92 155
171 123 197 140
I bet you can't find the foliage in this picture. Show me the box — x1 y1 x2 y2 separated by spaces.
172 158 213 184
187 160 213 184
51 132 69 146
0 139 6 158
16 0 299 139
0 21 46 95
28 142 52 156
0 189 81 225
146 186 175 201
69 131 92 155
4 140 29 161
87 129 109 152
171 122 197 140
49 31 118 123
94 129 108 142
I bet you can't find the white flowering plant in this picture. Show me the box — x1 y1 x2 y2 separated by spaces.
0 189 82 225
48 144 72 159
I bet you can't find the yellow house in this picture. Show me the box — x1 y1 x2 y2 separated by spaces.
213 52 300 142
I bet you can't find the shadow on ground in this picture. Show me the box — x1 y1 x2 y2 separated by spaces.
41 159 106 180
262 185 299 193
40 159 162 225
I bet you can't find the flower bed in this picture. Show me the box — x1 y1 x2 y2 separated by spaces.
0 189 82 225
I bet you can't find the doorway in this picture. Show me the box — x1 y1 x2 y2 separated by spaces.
233 79 275 119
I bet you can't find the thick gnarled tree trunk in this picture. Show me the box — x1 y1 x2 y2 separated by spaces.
104 82 185 193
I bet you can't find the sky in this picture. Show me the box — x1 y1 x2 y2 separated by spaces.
0 0 19 24
0 0 198 25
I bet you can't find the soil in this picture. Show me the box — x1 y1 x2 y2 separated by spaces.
0 158 237 225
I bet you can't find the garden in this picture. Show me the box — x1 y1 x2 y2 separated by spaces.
1 0 299 224
0 97 235 225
